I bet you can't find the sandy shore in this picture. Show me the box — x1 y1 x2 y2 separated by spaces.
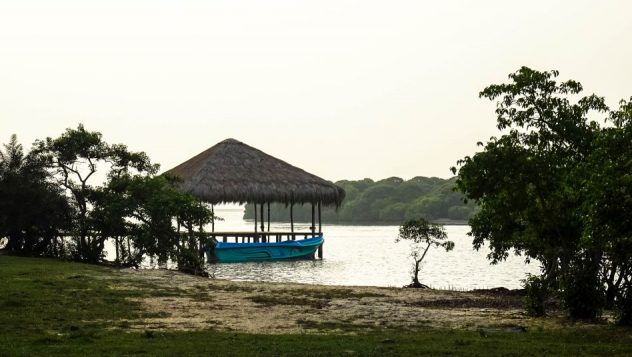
97 268 592 334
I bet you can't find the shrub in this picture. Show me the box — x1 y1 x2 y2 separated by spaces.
561 257 605 319
522 274 548 317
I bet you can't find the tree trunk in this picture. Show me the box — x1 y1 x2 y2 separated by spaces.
413 259 422 285
410 243 432 288
127 236 131 262
115 236 120 265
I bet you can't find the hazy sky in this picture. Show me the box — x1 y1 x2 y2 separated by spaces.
1 1 631 181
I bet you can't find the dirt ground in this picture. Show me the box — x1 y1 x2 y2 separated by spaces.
109 269 589 334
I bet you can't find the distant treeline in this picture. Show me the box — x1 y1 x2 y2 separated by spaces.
243 176 476 224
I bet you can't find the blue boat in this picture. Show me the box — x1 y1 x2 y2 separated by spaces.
208 235 324 263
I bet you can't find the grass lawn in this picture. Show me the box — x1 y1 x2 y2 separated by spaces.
1 255 631 356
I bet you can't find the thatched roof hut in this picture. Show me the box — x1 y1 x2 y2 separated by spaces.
166 139 345 206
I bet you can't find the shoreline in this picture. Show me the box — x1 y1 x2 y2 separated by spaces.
115 267 587 334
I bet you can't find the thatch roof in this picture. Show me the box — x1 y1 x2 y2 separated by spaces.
165 139 345 206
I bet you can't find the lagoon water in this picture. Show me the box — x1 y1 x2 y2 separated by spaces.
189 208 540 290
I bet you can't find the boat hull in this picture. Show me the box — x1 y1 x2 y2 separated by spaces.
208 235 323 263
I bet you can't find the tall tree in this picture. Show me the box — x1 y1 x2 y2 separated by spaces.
0 135 70 255
112 174 212 273
452 67 607 286
582 98 632 323
34 124 157 262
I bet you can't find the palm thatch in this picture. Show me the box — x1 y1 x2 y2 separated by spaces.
165 139 345 206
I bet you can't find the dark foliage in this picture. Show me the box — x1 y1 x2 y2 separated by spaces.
1 126 213 274
33 124 158 263
452 67 632 320
522 275 548 317
0 135 71 256
561 255 605 319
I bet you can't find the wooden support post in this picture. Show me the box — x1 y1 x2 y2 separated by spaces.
254 203 257 233
198 200 204 232
311 203 315 236
115 236 119 264
318 202 323 258
211 204 215 232
260 204 265 241
318 201 322 233
290 202 294 233
267 202 270 232
198 200 204 258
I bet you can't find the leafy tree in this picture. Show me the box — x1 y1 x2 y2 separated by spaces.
89 178 137 265
561 255 605 319
451 67 607 285
350 178 375 192
112 174 212 274
377 177 405 185
395 178 436 202
34 124 158 262
0 135 71 256
2 126 211 276
396 218 454 288
379 203 407 221
362 184 398 202
339 184 360 202
522 274 548 317
451 67 632 319
447 206 472 221
582 98 632 323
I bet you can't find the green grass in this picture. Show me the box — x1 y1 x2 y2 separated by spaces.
1 255 632 356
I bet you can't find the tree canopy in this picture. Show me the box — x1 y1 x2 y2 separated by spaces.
452 67 632 323
0 126 213 274
244 176 476 224
0 135 70 256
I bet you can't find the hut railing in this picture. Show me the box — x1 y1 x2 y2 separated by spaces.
212 231 322 244
183 231 322 244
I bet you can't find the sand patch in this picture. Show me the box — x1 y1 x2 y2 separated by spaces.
106 269 565 334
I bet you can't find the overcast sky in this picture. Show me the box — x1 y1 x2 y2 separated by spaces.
1 1 631 182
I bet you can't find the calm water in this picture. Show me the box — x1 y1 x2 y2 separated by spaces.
193 208 540 290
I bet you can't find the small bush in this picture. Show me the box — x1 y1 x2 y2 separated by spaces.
561 258 605 319
176 247 208 277
522 274 548 316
